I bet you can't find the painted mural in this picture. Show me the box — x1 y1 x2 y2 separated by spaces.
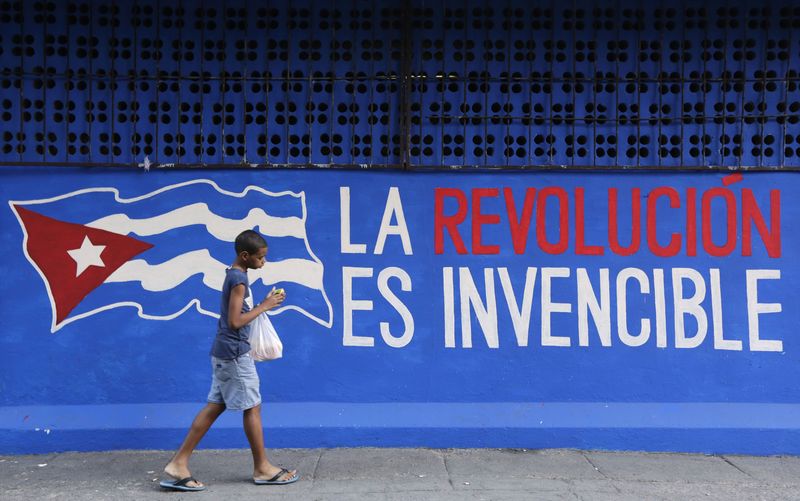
0 167 797 454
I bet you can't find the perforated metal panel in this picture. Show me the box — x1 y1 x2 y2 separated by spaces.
0 0 798 169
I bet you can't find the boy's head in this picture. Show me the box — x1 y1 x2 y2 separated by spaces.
234 230 268 269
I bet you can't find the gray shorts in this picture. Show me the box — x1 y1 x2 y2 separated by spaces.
207 353 261 411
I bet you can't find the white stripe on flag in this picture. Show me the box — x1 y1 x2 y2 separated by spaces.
248 259 324 291
87 202 306 239
105 250 324 292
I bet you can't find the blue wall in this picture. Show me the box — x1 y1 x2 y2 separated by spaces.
1 167 798 454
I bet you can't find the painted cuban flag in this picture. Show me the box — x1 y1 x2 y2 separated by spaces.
9 179 332 332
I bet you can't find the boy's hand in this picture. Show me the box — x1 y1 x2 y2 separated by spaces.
260 287 286 312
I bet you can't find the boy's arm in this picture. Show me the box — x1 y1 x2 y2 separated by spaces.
227 283 283 330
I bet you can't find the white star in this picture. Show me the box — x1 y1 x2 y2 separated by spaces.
67 236 107 277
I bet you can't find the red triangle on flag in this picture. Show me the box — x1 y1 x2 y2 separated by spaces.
13 205 154 327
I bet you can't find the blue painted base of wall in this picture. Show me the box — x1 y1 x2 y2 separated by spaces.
3 401 799 455
2 428 799 456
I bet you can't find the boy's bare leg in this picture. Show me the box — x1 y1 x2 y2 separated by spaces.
243 404 297 481
164 403 226 487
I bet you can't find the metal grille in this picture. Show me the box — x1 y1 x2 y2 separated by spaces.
0 0 798 170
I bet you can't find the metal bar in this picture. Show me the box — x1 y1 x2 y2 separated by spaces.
88 0 95 161
220 3 227 163
199 0 207 163
482 4 489 168
461 1 467 168
398 0 410 170
8 69 794 85
439 0 446 169
108 1 117 159
65 0 72 163
570 0 577 167
288 3 302 162
1 160 794 172
368 0 375 165
656 4 663 168
110 0 117 162
155 0 161 163
701 2 708 167
132 1 139 161
679 3 685 168
176 0 183 164
591 0 598 168
756 7 766 168
780 3 793 168
16 1 26 163
264 0 273 165
720 3 730 168
526 3 533 168
42 0 48 163
547 0 555 165
614 0 620 168
635 2 641 168
424 113 792 122
504 0 511 168
306 0 316 165
240 2 247 164
417 6 425 169
737 6 746 169
327 0 335 168
347 0 355 166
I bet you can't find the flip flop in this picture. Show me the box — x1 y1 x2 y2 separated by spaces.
159 476 207 491
254 468 299 485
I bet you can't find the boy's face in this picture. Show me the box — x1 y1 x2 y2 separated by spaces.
242 246 267 269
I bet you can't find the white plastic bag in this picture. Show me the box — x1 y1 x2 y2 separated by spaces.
249 311 283 361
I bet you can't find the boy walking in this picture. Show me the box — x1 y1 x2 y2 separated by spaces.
160 230 298 491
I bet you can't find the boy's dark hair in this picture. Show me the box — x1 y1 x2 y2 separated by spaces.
235 230 268 254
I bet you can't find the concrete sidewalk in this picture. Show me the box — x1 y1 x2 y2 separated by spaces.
2 448 799 500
